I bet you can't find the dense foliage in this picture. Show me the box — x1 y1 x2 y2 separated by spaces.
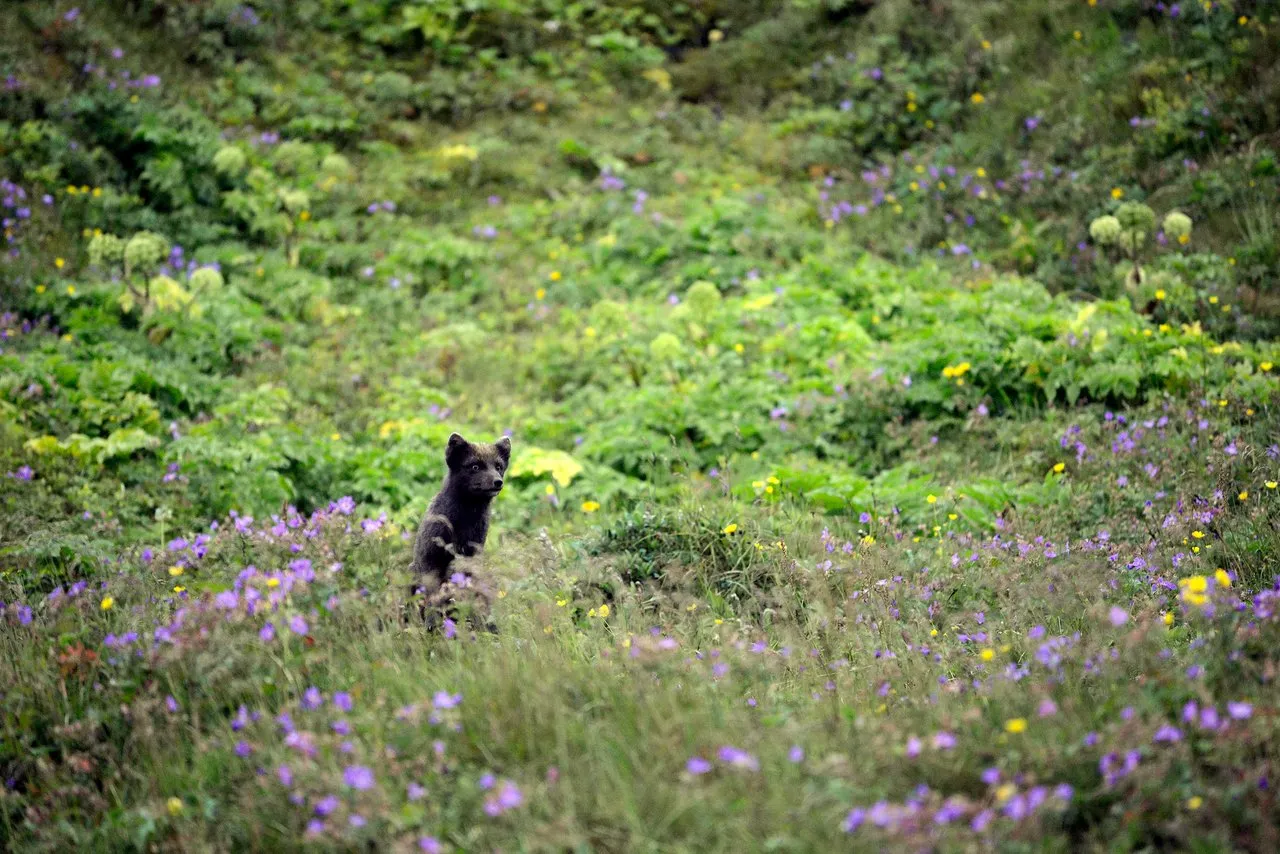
2 1 1279 850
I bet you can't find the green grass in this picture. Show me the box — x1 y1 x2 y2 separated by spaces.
2 0 1280 850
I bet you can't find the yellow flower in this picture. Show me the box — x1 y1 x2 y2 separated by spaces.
55 258 65 269
714 618 724 626
581 500 600 513
970 93 986 104
598 603 610 618
1111 187 1124 200
926 494 938 504
995 783 1016 802
980 648 995 661
497 590 507 599
733 343 744 353
1053 462 1066 474
330 432 341 441
549 270 561 281
1209 296 1218 304
173 586 185 593
1266 481 1277 490
35 284 45 294
686 602 698 612
722 523 738 534
92 187 103 198
1005 718 1027 734
1260 362 1273 372
930 628 939 637
556 597 568 607
948 513 958 521
167 797 184 816
1238 491 1248 501
544 483 556 496
981 39 992 50
1154 289 1166 300
100 596 114 611
299 210 311 222
1073 30 1083 40
976 167 987 178
168 566 184 577
708 29 724 42
1187 796 1203 811
1163 611 1174 626
1238 16 1248 25
66 285 76 296
1192 530 1205 539
535 288 546 300
1215 569 1232 589
1179 573 1208 599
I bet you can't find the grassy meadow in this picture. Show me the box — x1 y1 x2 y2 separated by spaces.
2 1 1280 850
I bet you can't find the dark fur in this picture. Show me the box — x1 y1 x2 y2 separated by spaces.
408 433 510 628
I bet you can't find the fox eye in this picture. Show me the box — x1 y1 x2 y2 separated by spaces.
470 463 481 472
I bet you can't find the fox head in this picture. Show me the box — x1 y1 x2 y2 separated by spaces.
445 433 511 498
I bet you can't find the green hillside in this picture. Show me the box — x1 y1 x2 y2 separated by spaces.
2 1 1280 850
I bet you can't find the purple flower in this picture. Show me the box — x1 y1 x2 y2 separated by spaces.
717 746 759 770
842 808 866 832
905 736 922 758
235 740 252 757
1153 724 1183 743
788 745 805 763
419 838 442 853
932 731 957 750
496 782 523 809
433 690 461 709
289 615 308 635
343 765 375 790
314 795 339 816
277 765 293 786
302 687 323 710
1228 702 1253 720
686 756 712 775
1108 606 1129 627
334 691 353 712
259 622 276 641
408 782 427 800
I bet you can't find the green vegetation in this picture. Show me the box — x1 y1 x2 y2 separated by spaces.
2 0 1279 850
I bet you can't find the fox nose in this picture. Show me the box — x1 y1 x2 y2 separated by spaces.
492 478 504 489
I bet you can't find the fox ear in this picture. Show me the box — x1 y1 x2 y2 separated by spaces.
446 433 470 467
494 436 511 463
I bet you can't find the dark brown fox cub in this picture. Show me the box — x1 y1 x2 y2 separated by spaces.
408 432 510 630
